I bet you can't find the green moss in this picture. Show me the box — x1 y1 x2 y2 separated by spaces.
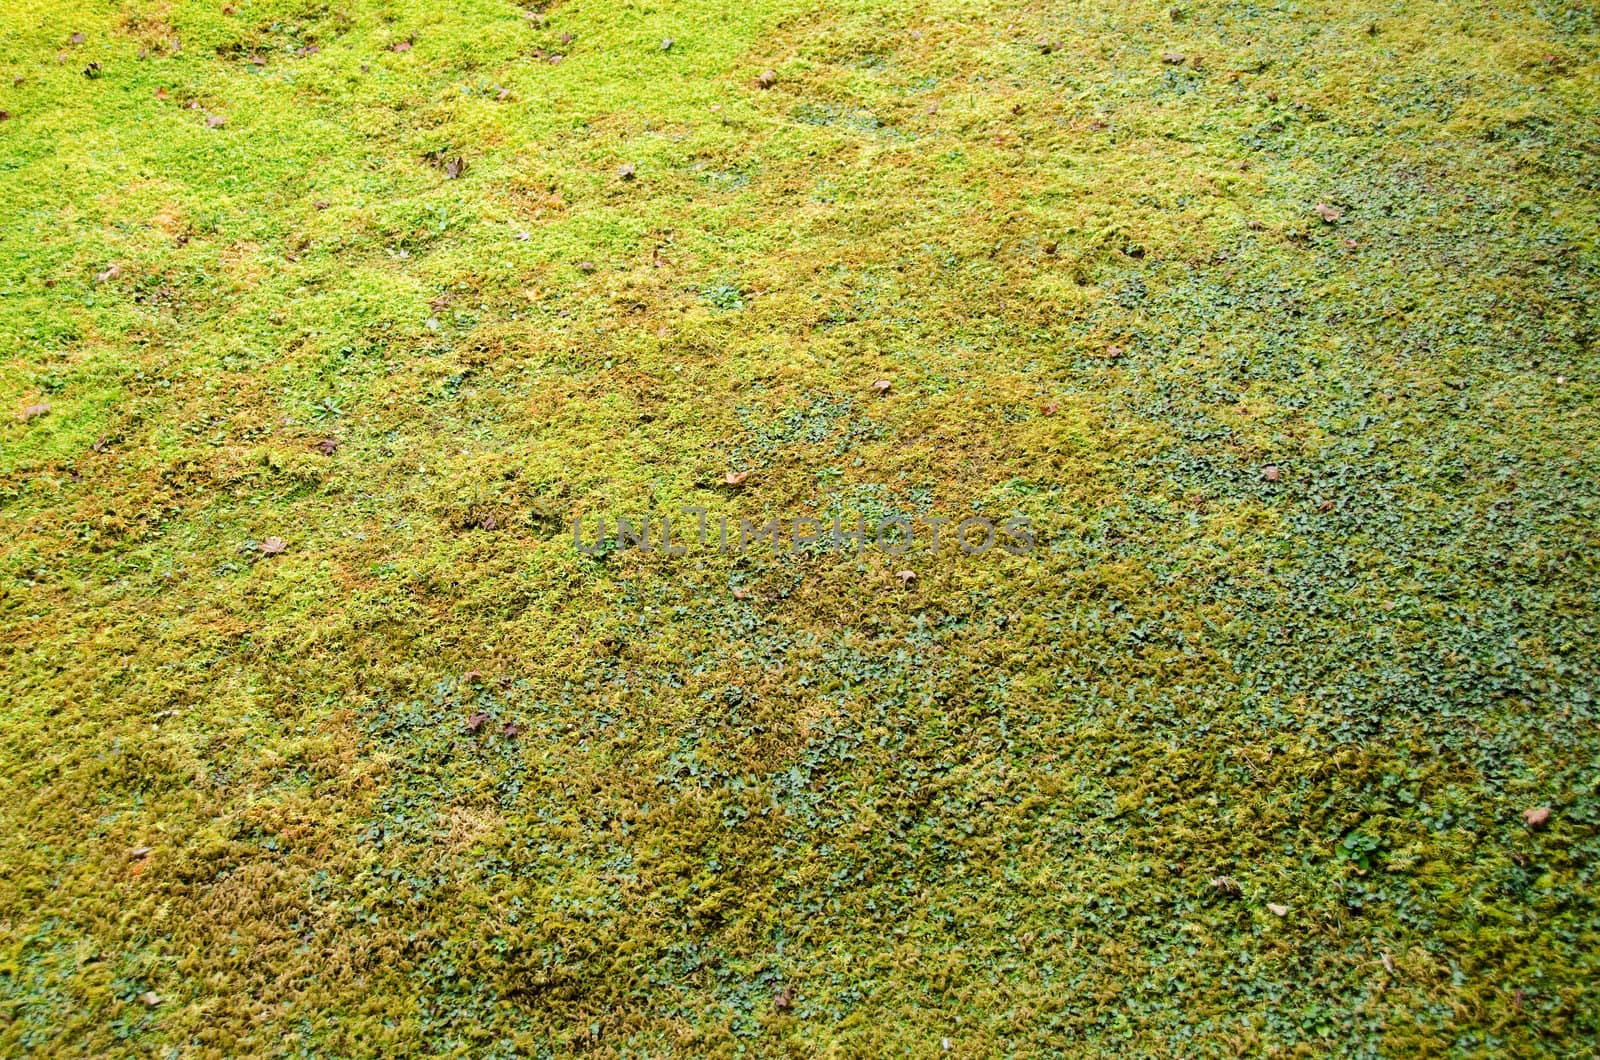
2 0 1598 1055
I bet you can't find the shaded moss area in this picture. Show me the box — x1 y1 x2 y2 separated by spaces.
1 0 1597 1054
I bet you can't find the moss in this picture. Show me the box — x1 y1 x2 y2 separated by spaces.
2 0 1598 1054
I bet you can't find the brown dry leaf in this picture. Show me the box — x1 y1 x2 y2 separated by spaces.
466 712 489 733
731 586 751 600
723 471 750 486
617 162 636 180
1263 465 1281 482
872 379 892 395
1040 401 1060 416
1210 875 1242 898
444 157 465 179
139 992 162 1007
154 86 169 99
95 263 121 282
70 32 86 45
393 39 413 52
502 721 522 738
314 438 338 455
896 570 916 586
0 111 9 122
205 114 225 128
1314 202 1343 222
1162 52 1185 64
1267 903 1289 917
260 536 286 555
1522 806 1552 830
130 846 152 860
22 402 51 421
774 985 794 1011
756 68 777 89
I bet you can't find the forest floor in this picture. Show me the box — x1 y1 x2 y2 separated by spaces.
1 0 1597 1055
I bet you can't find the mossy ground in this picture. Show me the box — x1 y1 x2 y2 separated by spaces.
2 0 1598 1055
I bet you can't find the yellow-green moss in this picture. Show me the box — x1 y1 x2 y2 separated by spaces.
2 0 1598 1055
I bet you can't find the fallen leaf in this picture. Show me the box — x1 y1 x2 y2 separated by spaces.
154 86 169 99
756 68 777 89
660 38 674 51
723 470 750 486
1038 40 1059 54
0 111 11 122
466 711 490 733
560 32 574 44
260 536 287 555
872 379 892 395
548 54 563 65
773 985 794 1011
130 846 152 860
1267 903 1288 917
70 32 86 45
393 39 413 52
502 721 522 738
205 114 225 128
578 260 596 273
731 586 750 600
139 992 162 1008
617 162 636 180
95 263 122 282
249 53 265 65
1314 202 1343 223
1317 498 1334 512
1162 52 1186 64
1040 401 1060 415
444 157 465 179
1263 465 1280 482
896 570 916 586
314 437 338 455
22 402 50 422
496 87 511 100
1210 875 1242 898
1522 806 1552 830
